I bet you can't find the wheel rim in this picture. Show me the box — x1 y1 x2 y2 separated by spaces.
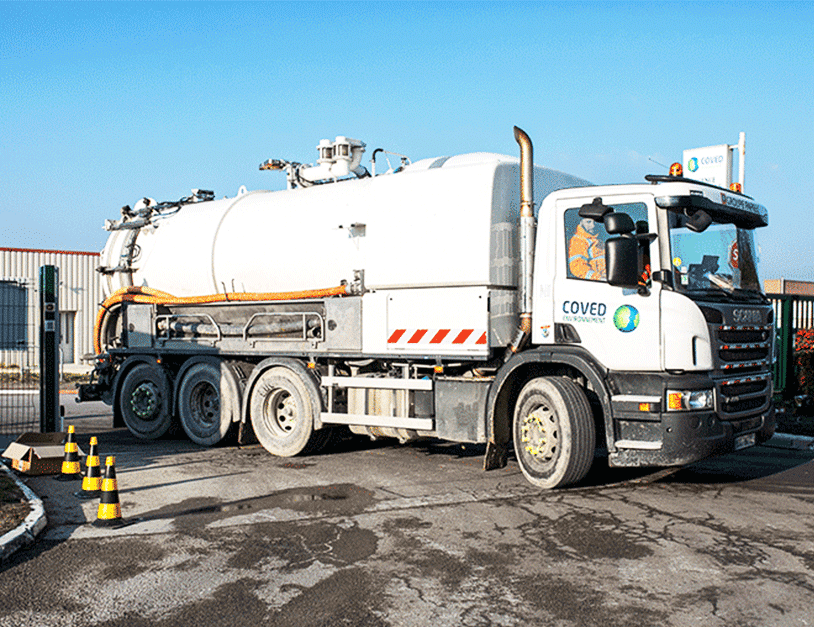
520 403 559 467
263 388 298 436
189 381 219 428
130 381 160 420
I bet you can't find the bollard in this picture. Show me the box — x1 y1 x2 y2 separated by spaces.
75 436 102 499
55 425 82 481
93 456 123 527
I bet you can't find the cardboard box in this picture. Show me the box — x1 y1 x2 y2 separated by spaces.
1 432 81 476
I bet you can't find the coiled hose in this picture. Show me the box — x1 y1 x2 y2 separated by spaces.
93 284 349 355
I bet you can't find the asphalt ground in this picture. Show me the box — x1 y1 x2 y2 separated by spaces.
2 396 814 563
1 399 813 626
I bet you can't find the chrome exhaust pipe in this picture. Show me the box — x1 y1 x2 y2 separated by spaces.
514 126 535 339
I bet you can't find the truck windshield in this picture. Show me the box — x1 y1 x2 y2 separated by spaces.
668 213 762 298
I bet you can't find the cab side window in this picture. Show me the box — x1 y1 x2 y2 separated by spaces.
564 202 649 283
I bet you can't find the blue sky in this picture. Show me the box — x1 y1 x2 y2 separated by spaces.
2 1 813 281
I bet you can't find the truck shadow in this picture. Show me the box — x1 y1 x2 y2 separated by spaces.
368 437 814 492
575 444 814 491
661 444 814 491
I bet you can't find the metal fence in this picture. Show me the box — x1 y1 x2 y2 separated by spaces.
768 293 814 399
0 277 40 434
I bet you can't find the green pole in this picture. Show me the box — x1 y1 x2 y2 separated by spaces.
780 297 795 401
39 265 60 432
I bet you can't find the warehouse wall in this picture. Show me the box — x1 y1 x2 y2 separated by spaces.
765 278 814 296
0 247 102 373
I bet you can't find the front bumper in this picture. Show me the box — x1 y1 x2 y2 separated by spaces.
606 371 775 468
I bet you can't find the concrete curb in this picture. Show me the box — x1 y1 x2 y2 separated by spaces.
763 432 814 451
0 464 48 563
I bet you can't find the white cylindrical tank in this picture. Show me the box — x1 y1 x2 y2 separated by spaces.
100 154 591 299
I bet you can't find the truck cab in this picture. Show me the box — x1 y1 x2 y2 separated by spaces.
531 177 774 470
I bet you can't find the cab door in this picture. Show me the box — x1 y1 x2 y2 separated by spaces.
551 194 662 372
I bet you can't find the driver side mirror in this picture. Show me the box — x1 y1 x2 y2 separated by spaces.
605 212 635 235
606 236 640 288
578 197 613 221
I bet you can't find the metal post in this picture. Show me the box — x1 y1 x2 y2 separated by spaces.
39 265 60 432
781 297 796 401
738 132 746 190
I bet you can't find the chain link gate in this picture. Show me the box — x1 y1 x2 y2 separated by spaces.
0 277 39 434
1 266 61 435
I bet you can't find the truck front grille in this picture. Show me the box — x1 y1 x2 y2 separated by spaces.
713 324 773 372
717 328 770 344
716 373 772 419
704 308 773 423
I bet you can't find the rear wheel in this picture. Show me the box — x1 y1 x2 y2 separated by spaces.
177 358 241 446
120 362 173 439
512 377 595 489
249 366 323 457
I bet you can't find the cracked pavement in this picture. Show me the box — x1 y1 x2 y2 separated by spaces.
1 403 812 626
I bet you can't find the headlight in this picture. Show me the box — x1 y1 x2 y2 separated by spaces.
667 389 714 411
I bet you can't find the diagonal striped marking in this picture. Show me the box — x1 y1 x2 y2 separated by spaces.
388 329 406 344
452 329 474 344
408 329 428 344
429 329 451 344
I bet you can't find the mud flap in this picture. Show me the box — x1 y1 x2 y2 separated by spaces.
483 440 509 470
237 418 257 446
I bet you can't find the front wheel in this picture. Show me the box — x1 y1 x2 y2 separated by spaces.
512 377 595 489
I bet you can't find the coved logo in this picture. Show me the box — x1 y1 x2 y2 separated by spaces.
562 300 607 324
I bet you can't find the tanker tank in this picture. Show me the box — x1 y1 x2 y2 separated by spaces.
99 153 591 300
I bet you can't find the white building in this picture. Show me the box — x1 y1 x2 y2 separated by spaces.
1 247 102 374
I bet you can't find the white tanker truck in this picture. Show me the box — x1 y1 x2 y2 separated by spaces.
78 127 776 488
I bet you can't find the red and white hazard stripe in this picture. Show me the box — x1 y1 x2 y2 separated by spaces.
387 328 487 346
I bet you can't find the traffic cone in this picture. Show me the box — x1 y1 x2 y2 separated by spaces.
75 436 102 499
55 425 82 481
93 456 124 527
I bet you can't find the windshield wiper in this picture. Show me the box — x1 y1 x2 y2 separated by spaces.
688 286 767 303
686 287 731 301
707 273 735 292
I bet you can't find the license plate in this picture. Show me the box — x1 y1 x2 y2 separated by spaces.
734 433 756 451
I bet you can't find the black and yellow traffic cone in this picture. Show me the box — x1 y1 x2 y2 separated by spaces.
55 425 82 481
93 456 124 527
75 436 102 499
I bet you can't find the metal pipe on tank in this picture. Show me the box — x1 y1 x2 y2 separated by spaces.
514 126 536 337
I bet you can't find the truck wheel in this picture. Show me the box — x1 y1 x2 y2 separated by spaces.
249 366 318 457
512 377 595 489
177 358 241 446
120 362 173 440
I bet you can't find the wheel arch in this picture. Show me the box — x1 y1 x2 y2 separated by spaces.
241 357 323 430
484 347 612 469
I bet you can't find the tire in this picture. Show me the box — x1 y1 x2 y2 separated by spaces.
512 377 596 489
119 362 173 440
249 366 320 457
177 357 241 446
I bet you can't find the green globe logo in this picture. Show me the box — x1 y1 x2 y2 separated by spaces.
688 157 699 172
613 305 640 332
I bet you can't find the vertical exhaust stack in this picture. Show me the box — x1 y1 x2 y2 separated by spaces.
510 126 536 352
